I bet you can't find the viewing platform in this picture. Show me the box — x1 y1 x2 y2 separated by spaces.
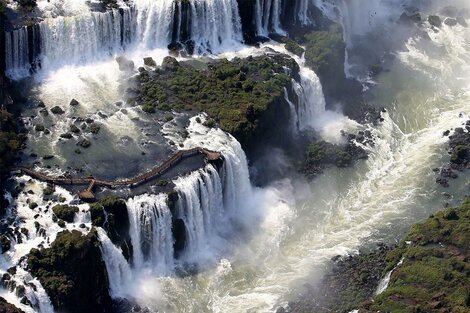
13 147 222 201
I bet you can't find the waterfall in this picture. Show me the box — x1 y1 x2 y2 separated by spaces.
174 165 224 258
255 0 284 36
4 25 41 78
39 8 134 70
97 228 132 297
295 0 311 26
127 193 174 274
4 0 243 77
289 63 326 131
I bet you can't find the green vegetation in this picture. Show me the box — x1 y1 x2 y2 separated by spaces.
156 179 169 187
52 204 79 223
27 230 111 312
130 55 299 146
89 123 100 134
302 140 366 179
298 23 346 99
89 196 132 260
0 109 21 177
43 186 54 196
362 199 470 313
78 138 91 148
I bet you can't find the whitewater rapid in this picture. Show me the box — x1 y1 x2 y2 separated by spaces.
2 1 470 312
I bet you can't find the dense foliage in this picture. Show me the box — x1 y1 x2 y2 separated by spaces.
90 196 132 260
364 198 470 313
130 55 298 146
0 109 21 176
27 230 111 313
302 140 367 179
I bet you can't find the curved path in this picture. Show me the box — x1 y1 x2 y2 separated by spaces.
13 147 222 200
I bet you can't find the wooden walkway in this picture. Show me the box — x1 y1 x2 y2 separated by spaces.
13 147 222 201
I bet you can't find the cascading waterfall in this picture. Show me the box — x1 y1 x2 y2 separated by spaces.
4 25 41 77
295 0 311 26
97 228 132 297
4 0 243 77
255 0 284 36
38 8 134 70
174 165 224 259
127 193 174 274
289 63 326 131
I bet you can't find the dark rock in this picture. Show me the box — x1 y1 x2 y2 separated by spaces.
428 15 442 28
51 106 65 115
69 99 80 106
143 57 157 67
27 230 111 313
0 236 11 253
42 155 54 160
0 297 24 313
78 139 91 148
89 196 132 261
60 133 73 139
444 18 458 26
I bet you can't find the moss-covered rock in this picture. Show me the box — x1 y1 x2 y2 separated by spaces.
285 199 470 313
0 109 21 198
27 229 111 313
363 199 470 313
302 139 367 179
129 54 299 150
90 196 132 261
52 204 79 223
143 57 157 67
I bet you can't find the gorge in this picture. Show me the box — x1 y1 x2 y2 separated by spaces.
0 0 469 312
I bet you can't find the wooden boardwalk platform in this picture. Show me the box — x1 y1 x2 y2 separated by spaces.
13 147 222 201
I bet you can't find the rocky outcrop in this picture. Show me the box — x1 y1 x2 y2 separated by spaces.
435 122 470 187
301 131 370 179
283 198 470 313
27 229 112 313
128 54 299 155
285 244 392 313
0 297 24 313
90 196 133 261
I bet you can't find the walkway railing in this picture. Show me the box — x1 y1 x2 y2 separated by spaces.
13 147 222 200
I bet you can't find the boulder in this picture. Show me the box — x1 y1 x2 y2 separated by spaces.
162 56 180 71
143 57 157 67
69 99 80 106
428 15 442 28
444 18 458 27
115 56 134 72
51 106 65 115
0 297 24 313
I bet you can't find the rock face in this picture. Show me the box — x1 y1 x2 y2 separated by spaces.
27 229 111 313
363 199 470 312
286 244 392 313
128 54 299 154
284 198 470 313
0 297 24 313
436 123 470 187
301 135 369 179
90 196 133 261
